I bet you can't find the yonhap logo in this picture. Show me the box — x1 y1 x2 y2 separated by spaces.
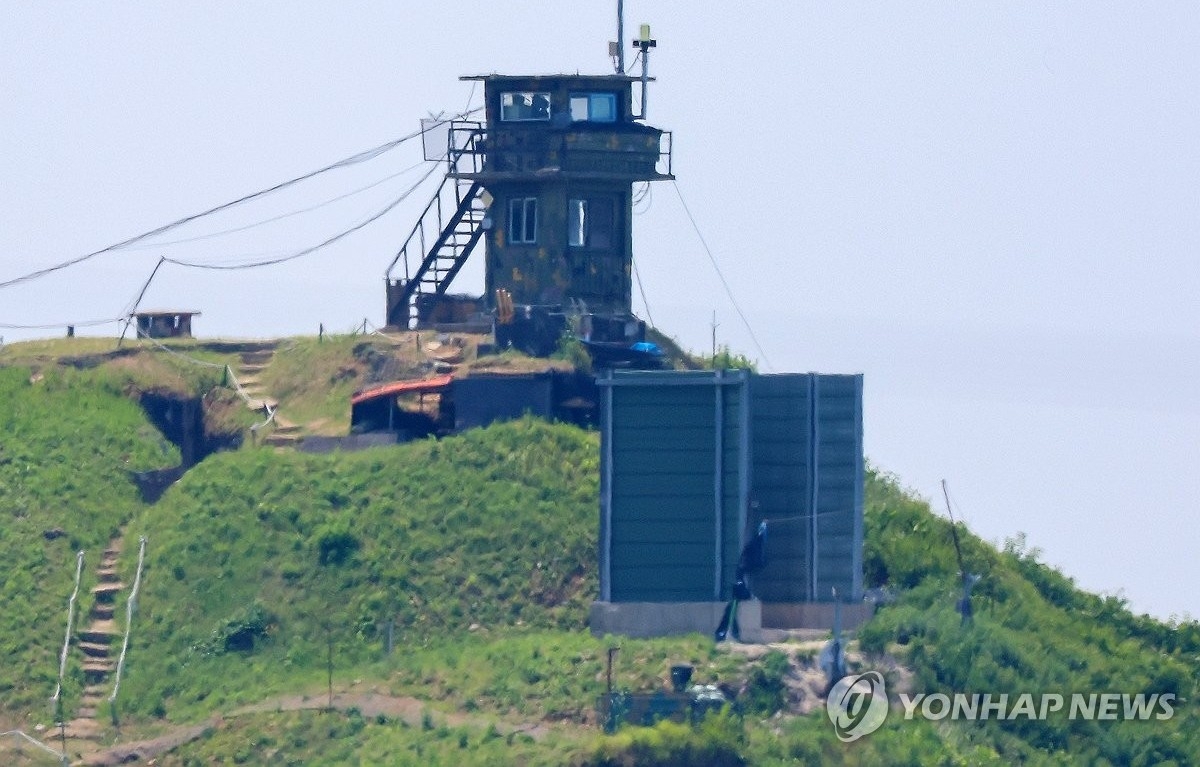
826 671 889 742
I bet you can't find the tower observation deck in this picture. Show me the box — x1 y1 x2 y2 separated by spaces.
384 72 672 342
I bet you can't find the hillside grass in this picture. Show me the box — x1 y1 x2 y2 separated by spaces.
858 471 1200 765
255 336 388 432
2 341 1199 764
118 419 599 722
0 337 234 397
0 366 178 720
118 447 1200 764
157 708 578 767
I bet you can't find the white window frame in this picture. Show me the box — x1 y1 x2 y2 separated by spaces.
501 91 552 122
568 198 588 247
508 197 538 244
568 196 616 249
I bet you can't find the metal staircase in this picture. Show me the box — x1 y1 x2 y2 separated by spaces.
385 122 487 329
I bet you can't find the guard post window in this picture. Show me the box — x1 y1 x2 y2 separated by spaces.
568 198 613 248
509 198 538 244
501 92 551 121
570 93 617 122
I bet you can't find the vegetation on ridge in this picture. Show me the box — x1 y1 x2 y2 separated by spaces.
1 340 1197 765
0 366 178 717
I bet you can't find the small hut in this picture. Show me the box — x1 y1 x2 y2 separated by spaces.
134 311 200 339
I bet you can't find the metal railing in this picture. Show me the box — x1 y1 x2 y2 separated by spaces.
657 130 673 177
447 121 486 175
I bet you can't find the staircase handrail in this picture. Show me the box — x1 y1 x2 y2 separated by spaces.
383 121 485 282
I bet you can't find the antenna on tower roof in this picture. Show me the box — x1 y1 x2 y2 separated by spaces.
632 23 657 119
613 0 626 74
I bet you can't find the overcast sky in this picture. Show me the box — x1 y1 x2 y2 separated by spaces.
2 3 1196 619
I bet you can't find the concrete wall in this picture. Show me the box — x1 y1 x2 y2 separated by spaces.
589 600 763 642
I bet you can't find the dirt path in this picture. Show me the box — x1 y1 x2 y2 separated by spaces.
234 690 554 740
80 690 560 765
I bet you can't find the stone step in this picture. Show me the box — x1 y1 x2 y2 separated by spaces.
91 603 115 620
103 546 121 557
274 423 302 434
263 433 302 447
92 583 124 602
96 568 121 583
79 641 110 658
247 398 278 411
239 362 269 373
240 350 274 364
77 706 97 718
79 624 119 644
83 684 108 698
62 718 103 740
83 658 113 672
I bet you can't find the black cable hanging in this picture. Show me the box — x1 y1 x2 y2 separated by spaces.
120 158 430 249
0 108 481 291
671 180 773 371
163 159 441 271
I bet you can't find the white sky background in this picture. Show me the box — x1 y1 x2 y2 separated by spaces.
1 3 1196 619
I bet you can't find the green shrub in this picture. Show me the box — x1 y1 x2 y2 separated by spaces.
584 709 746 767
316 526 360 566
743 650 789 715
197 602 276 655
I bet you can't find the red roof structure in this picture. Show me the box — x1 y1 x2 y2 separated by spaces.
350 375 453 406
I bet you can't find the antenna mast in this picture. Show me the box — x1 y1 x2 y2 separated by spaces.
633 24 657 118
941 480 977 625
615 0 625 74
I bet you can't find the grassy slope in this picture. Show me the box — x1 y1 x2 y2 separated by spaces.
2 339 1198 764
256 336 404 432
116 424 1198 765
0 366 178 720
119 419 599 721
858 473 1200 765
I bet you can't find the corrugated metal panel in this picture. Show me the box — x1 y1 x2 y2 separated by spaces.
749 374 813 603
814 374 864 601
599 370 748 602
749 373 863 603
599 370 862 606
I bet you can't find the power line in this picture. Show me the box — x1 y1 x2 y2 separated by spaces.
670 180 773 371
0 109 481 291
163 159 442 271
117 256 167 344
631 255 656 329
122 159 430 249
0 316 123 330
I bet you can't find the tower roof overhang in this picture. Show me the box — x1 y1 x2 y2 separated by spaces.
460 73 654 83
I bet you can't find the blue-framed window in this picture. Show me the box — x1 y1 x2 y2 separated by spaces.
569 93 617 123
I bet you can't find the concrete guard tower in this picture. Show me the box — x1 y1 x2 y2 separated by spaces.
384 46 672 351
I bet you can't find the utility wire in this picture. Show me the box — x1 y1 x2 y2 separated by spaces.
0 317 123 330
671 180 773 371
117 256 167 345
0 109 481 291
122 159 430 249
462 80 479 116
631 255 656 329
163 158 442 271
